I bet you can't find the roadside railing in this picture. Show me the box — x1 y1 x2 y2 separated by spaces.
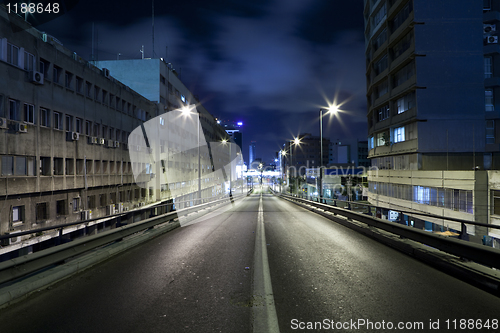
0 191 251 285
272 190 500 271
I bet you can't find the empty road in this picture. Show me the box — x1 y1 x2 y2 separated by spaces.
1 186 499 332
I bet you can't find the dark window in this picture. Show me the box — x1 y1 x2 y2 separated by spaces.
36 202 49 221
53 65 62 84
40 108 50 127
391 0 413 32
56 200 67 215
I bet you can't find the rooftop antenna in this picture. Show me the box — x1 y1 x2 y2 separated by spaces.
91 22 94 61
140 45 144 59
152 0 155 58
95 26 99 62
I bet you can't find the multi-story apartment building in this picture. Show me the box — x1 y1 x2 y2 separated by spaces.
364 0 500 246
0 6 239 248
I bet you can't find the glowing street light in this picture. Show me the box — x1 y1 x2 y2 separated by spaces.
221 138 232 196
285 137 301 195
319 105 339 202
180 105 201 202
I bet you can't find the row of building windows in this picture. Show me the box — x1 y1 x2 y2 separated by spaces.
10 189 152 224
369 122 417 149
370 90 415 127
370 60 415 107
1 39 35 71
1 156 133 176
1 37 149 122
368 181 474 214
9 179 210 225
391 0 413 32
486 89 494 111
371 30 414 79
0 155 221 177
371 154 418 170
367 0 413 57
1 96 132 140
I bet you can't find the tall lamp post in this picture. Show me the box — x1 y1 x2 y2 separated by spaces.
319 106 337 203
181 105 201 204
284 137 301 195
222 138 232 196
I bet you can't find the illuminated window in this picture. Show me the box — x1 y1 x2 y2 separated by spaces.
393 126 405 143
397 91 415 114
486 89 494 111
13 206 23 223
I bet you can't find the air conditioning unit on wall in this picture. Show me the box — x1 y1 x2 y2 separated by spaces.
487 36 498 44
30 71 44 85
0 117 7 129
16 123 28 133
106 204 115 215
68 131 79 141
484 24 496 34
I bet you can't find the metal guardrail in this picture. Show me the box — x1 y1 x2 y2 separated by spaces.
0 190 251 242
274 191 500 271
285 190 500 231
0 193 248 285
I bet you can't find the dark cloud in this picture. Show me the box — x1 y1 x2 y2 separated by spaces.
295 0 365 45
37 0 367 163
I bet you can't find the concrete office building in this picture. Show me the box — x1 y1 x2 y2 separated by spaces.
364 0 500 246
0 7 157 242
0 6 236 248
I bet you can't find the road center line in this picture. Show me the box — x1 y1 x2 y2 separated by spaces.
252 188 280 333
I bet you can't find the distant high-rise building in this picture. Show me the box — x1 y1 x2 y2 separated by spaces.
249 141 256 168
364 0 500 246
218 119 243 151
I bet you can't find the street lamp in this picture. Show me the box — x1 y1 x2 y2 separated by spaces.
284 137 301 195
181 105 201 204
222 138 232 197
319 105 338 203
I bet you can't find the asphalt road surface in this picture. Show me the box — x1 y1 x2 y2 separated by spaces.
1 186 500 333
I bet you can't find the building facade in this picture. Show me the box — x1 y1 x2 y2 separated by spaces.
329 139 370 167
364 0 500 246
0 6 239 249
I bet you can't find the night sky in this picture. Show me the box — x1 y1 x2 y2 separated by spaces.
31 0 366 164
